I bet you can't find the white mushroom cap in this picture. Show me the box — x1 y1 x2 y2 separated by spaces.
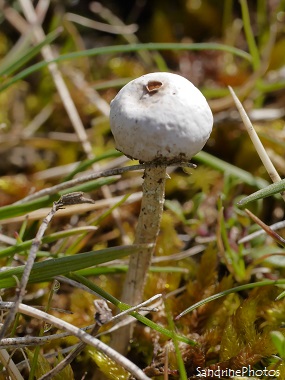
110 72 213 163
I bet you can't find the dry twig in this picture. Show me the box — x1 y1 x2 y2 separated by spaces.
3 302 151 380
14 162 195 205
0 193 93 340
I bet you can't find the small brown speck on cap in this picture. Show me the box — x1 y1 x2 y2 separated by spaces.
146 80 163 93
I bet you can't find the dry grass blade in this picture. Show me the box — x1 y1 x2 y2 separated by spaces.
0 349 24 380
17 0 130 244
65 12 138 34
238 220 285 244
228 86 285 202
89 1 154 66
245 208 285 247
18 0 93 159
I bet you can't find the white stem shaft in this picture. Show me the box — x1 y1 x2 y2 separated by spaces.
130 165 166 300
112 165 167 353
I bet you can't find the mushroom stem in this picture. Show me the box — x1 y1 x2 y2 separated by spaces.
129 165 167 299
112 164 167 353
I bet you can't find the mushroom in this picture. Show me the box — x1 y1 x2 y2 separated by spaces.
110 72 213 164
110 72 213 352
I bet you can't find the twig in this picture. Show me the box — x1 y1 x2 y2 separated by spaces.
14 165 138 204
14 162 195 205
0 193 93 340
245 209 285 247
2 192 142 225
151 245 205 263
11 302 151 380
22 104 53 138
0 294 162 350
24 296 161 379
112 294 162 321
95 294 163 339
0 331 80 349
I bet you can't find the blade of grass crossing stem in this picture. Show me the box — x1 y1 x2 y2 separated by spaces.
0 245 142 288
69 272 195 346
0 42 252 93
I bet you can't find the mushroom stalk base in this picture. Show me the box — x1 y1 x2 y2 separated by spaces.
111 165 167 354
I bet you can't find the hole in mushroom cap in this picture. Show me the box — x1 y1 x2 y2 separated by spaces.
146 80 163 93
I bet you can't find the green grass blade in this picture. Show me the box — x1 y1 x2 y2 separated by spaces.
0 194 59 221
40 42 253 63
217 197 246 281
195 151 269 189
0 177 116 220
65 193 131 255
270 331 285 359
0 245 139 288
176 279 285 319
237 179 285 207
63 150 122 181
69 272 196 346
0 227 97 259
0 42 252 93
0 28 62 77
165 299 187 380
93 78 134 91
240 0 261 70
